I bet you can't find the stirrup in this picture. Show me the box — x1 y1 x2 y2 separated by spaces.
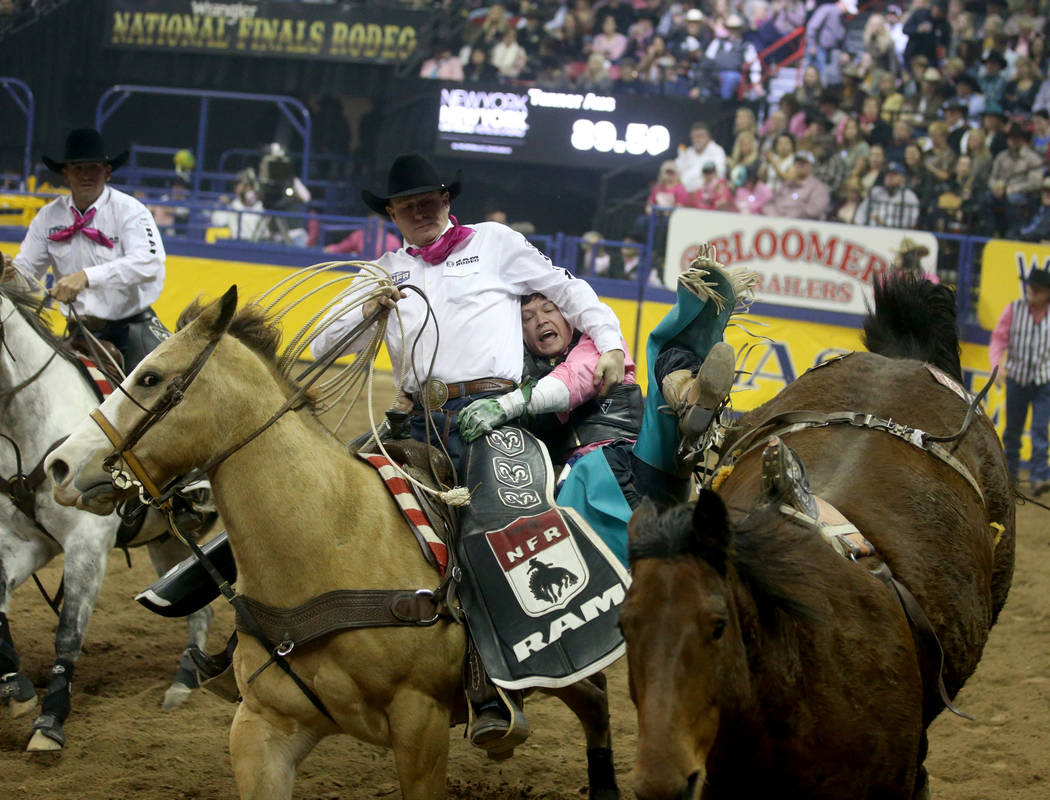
467 685 531 755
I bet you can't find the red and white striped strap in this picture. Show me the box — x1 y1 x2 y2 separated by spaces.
358 453 448 575
78 356 114 397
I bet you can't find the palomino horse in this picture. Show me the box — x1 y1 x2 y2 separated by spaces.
45 287 621 800
621 274 1015 800
0 284 214 752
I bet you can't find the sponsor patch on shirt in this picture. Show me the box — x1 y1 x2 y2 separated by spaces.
444 256 480 276
391 270 410 285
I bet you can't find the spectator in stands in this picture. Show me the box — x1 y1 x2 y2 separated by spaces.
901 54 930 97
885 118 914 164
858 143 887 194
491 26 528 79
548 9 587 62
816 89 847 138
888 238 939 282
594 0 636 37
728 130 760 173
151 176 190 239
591 13 629 63
838 117 870 176
954 73 986 123
885 4 907 64
324 213 402 259
580 230 611 277
904 67 947 130
636 35 672 83
463 46 500 82
925 120 958 183
978 104 1010 157
576 51 615 91
614 57 646 92
943 98 972 154
903 142 936 217
988 123 1044 235
836 176 864 224
876 69 906 123
691 162 733 210
1003 56 1042 113
669 8 710 63
838 64 866 114
763 130 797 190
758 108 789 151
518 9 549 58
1018 177 1050 242
935 154 983 233
979 51 1010 110
948 12 977 59
859 94 893 146
212 170 265 240
702 13 760 100
795 64 823 107
645 160 691 215
856 161 919 228
624 13 657 62
419 43 465 80
478 4 511 48
764 150 830 220
732 163 772 215
677 121 728 189
903 0 951 69
1033 110 1050 157
811 122 849 201
863 13 899 77
1030 33 1048 76
805 0 856 86
963 127 995 184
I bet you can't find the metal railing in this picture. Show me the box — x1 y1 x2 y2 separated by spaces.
0 77 34 186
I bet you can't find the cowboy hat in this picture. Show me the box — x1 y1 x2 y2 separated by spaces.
893 237 930 257
42 128 129 173
362 153 462 217
1028 268 1050 289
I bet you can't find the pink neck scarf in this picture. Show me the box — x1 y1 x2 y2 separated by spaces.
48 206 114 248
406 215 474 264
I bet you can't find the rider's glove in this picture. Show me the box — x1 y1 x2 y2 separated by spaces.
458 383 531 443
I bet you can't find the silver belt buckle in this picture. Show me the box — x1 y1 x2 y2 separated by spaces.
422 379 449 410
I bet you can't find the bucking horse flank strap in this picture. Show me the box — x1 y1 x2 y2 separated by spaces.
759 435 972 720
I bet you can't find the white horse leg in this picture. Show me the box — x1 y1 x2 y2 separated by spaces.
0 527 56 721
388 691 453 800
229 702 317 800
146 535 215 709
27 521 112 752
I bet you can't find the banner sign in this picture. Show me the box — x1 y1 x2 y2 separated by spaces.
978 239 1044 330
434 81 711 169
665 209 939 316
105 1 426 63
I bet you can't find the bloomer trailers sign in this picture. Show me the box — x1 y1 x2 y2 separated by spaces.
104 0 426 63
665 209 940 316
434 81 707 169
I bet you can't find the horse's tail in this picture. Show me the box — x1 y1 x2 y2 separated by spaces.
862 273 962 381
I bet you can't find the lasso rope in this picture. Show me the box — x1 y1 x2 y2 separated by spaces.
257 261 471 507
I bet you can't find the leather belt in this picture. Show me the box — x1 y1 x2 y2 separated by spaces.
80 309 153 329
414 377 516 409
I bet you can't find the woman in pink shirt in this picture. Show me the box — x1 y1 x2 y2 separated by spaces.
691 162 733 210
646 160 691 213
731 163 772 214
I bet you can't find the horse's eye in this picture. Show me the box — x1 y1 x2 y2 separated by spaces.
138 372 161 388
712 619 726 640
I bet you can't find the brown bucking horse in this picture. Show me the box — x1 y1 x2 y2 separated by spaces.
621 273 1015 800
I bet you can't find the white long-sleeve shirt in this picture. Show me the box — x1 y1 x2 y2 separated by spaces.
311 221 623 395
676 140 728 189
14 186 165 320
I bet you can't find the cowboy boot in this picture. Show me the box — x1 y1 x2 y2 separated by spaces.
661 340 736 440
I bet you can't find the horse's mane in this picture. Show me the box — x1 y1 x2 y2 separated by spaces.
176 297 321 408
862 273 962 380
629 500 824 626
0 283 62 349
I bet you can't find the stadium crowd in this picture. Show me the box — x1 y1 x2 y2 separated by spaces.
417 0 1050 244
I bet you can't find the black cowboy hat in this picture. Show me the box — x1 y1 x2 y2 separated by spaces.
1028 268 1050 289
41 128 129 173
362 153 462 216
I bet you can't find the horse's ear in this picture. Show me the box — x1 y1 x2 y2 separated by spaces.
627 497 659 544
212 285 238 335
693 489 731 573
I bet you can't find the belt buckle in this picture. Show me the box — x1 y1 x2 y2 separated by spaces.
422 379 449 410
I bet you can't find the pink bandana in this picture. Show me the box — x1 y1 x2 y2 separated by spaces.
48 206 114 248
406 215 474 264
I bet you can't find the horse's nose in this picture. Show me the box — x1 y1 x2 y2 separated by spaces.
48 458 70 486
634 771 701 800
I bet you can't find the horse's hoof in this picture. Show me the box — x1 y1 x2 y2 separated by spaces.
162 682 194 710
589 791 620 800
8 694 38 719
26 729 63 752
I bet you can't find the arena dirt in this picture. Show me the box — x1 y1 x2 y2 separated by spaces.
1 371 1047 799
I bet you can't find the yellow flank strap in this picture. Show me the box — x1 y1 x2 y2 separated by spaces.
990 522 1005 548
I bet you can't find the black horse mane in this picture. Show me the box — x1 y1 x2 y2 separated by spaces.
176 297 321 408
0 283 63 350
628 498 824 625
862 273 962 380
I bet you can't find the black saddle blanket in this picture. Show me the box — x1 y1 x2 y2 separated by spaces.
456 426 629 690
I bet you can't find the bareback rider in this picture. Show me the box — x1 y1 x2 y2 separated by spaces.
458 248 746 565
310 152 628 753
9 128 168 372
